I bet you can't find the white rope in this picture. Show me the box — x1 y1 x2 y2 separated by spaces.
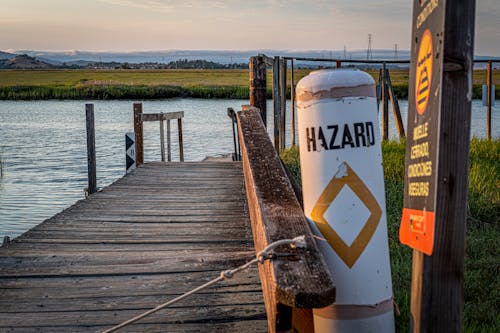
101 235 306 333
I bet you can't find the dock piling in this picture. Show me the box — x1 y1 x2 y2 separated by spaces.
133 103 144 166
85 103 97 195
249 56 267 127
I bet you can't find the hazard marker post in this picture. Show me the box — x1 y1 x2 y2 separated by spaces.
125 132 136 174
400 1 475 331
297 69 395 332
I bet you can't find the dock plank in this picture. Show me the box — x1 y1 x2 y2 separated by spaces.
0 162 267 332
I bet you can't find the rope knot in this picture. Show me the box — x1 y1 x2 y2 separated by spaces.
220 270 234 279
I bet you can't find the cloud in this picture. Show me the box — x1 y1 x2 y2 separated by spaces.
97 0 225 12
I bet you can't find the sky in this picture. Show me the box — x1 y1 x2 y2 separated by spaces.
0 0 498 55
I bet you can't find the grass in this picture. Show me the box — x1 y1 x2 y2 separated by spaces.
281 139 499 332
0 68 498 100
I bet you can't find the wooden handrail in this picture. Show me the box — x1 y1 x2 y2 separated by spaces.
133 103 184 163
237 108 335 333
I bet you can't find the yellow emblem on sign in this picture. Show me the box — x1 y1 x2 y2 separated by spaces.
415 29 433 115
311 162 382 268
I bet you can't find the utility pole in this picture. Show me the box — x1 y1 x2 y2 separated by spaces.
367 34 373 61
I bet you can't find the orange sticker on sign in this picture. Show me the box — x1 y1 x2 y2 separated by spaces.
415 29 433 115
400 208 435 255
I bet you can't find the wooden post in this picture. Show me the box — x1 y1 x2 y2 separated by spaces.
377 68 383 111
291 59 296 146
401 1 476 331
133 103 144 166
273 56 280 151
178 118 184 162
167 119 172 162
227 108 239 161
381 62 389 140
159 114 165 162
487 61 492 139
279 57 287 150
85 104 97 195
386 68 406 139
336 60 342 68
249 56 267 126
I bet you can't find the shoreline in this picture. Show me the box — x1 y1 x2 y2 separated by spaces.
0 84 497 100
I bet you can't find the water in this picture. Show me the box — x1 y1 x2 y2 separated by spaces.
1 99 498 238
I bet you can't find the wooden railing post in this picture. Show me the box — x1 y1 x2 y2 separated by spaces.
133 103 144 166
159 113 166 162
487 60 492 140
273 56 280 151
291 59 296 146
249 56 267 126
381 62 389 140
376 68 382 111
279 57 287 150
85 103 97 195
139 111 184 162
386 68 406 139
177 118 184 162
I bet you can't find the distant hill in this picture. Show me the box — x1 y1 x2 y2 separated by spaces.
2 49 499 70
0 54 54 69
11 49 412 65
0 51 16 60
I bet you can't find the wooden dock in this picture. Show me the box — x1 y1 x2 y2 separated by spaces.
0 162 267 332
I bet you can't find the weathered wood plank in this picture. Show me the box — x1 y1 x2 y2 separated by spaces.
0 162 266 332
1 321 267 333
140 111 184 122
237 109 335 332
0 304 265 327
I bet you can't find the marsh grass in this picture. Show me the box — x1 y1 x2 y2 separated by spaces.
0 69 497 100
281 139 499 332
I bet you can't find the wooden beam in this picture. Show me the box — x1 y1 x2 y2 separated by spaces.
237 108 335 333
140 111 184 122
133 103 144 166
85 104 97 195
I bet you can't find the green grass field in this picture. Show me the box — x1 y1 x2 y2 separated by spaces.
281 139 499 332
0 68 498 100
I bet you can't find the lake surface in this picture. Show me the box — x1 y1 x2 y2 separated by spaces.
1 98 498 238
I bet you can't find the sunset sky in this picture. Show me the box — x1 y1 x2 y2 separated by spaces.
1 0 499 55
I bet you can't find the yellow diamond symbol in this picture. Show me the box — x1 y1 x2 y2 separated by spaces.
311 162 382 268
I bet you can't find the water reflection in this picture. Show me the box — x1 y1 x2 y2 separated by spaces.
0 98 498 238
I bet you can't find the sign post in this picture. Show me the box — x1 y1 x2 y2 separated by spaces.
125 132 136 174
400 0 475 331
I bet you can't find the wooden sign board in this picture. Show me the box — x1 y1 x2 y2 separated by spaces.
400 0 443 255
401 0 475 331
